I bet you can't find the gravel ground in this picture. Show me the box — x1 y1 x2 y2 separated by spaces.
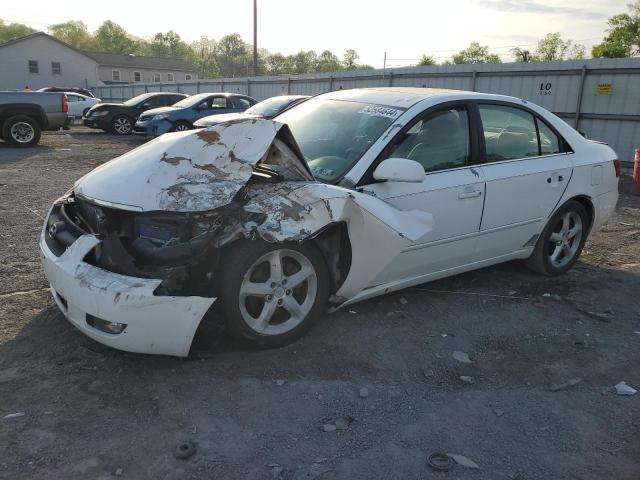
1 129 639 480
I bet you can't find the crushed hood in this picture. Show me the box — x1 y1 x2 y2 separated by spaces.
74 118 314 213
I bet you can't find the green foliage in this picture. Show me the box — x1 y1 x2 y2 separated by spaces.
417 54 436 66
48 21 96 50
452 42 502 64
511 47 533 62
533 32 585 61
94 20 143 55
0 19 36 44
592 2 640 58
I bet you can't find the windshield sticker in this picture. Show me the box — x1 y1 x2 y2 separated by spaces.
359 105 402 119
311 166 336 178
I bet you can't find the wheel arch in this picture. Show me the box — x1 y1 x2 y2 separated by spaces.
562 195 594 233
307 221 353 296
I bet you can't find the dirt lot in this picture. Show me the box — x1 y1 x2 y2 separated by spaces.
1 128 639 480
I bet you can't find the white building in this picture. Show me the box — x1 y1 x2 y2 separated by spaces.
0 32 197 91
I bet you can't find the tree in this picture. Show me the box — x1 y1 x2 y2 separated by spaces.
48 21 96 50
452 42 501 64
533 32 586 61
190 36 219 77
95 20 141 54
511 47 533 62
343 49 359 69
417 54 436 66
316 50 342 72
592 1 640 58
216 33 250 76
264 52 291 74
289 50 317 74
147 30 190 58
0 19 35 44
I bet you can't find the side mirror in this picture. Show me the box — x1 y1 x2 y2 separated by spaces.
141 102 152 109
373 158 425 183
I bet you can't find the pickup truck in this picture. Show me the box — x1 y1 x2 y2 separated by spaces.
0 91 69 147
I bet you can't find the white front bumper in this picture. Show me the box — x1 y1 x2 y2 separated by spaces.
40 233 216 357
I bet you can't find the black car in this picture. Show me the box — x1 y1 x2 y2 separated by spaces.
37 87 95 98
83 92 186 135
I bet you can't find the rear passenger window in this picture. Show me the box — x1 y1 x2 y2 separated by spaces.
537 120 561 155
232 97 252 109
479 105 539 161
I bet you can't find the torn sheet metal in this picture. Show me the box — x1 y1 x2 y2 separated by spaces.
74 118 312 213
242 183 434 300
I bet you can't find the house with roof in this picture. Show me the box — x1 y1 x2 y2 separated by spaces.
0 32 197 91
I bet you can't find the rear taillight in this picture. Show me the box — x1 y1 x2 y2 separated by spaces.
613 159 621 178
62 95 68 113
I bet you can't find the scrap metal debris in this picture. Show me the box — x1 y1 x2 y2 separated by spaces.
614 381 637 396
452 351 472 364
548 377 582 392
3 412 25 419
448 453 481 469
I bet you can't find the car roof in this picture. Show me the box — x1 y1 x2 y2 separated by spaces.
320 87 500 109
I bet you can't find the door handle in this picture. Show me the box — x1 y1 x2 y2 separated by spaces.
458 190 482 199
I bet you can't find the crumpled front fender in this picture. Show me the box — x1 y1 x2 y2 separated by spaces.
242 183 434 302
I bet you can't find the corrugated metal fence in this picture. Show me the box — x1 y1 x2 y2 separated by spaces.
91 58 640 162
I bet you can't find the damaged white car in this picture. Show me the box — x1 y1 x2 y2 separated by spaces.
40 88 619 356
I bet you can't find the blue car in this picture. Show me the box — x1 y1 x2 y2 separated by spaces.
134 92 257 137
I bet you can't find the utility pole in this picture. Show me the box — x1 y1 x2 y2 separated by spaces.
253 0 258 76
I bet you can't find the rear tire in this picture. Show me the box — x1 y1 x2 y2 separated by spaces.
216 240 330 348
3 115 41 147
525 200 589 276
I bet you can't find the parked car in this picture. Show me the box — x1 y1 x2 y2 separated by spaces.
65 92 101 118
193 95 309 128
134 93 257 137
37 87 95 98
40 87 619 356
0 91 69 147
83 92 186 135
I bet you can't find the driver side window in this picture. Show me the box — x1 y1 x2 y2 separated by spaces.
386 106 470 173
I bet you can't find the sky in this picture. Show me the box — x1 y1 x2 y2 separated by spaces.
1 0 627 66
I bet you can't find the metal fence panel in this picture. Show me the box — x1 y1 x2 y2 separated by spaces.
90 57 640 161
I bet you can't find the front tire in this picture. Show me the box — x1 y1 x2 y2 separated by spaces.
3 115 41 147
525 200 589 276
111 115 132 135
216 240 330 348
171 121 192 132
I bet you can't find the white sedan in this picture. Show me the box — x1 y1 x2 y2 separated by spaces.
64 92 101 118
40 88 619 356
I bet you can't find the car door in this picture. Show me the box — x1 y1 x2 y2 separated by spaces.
359 103 486 285
473 102 573 261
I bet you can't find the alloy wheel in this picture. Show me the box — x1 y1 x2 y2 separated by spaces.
239 249 317 335
114 117 132 134
548 211 583 268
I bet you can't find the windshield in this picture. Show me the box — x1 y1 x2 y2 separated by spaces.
247 97 299 117
172 93 213 108
276 98 404 182
124 93 156 106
